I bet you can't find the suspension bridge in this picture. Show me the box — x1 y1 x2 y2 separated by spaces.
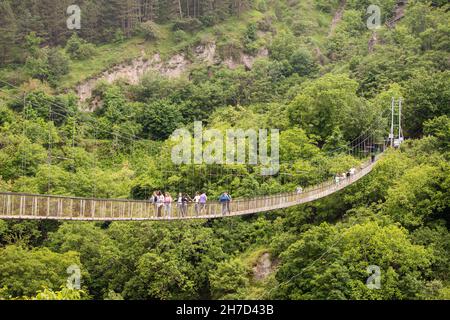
0 78 404 221
0 155 380 221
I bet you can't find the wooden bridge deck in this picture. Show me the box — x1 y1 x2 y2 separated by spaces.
0 159 378 221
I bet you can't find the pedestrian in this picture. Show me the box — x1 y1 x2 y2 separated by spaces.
199 192 208 215
150 191 158 216
193 192 200 216
335 175 340 186
181 193 190 217
177 193 183 217
164 192 173 218
296 186 303 194
156 191 164 217
149 191 156 203
219 192 232 216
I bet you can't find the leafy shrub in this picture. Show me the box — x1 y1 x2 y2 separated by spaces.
172 18 203 32
200 15 217 27
257 13 277 32
25 47 69 84
113 29 126 43
65 33 96 60
173 30 188 43
138 21 162 41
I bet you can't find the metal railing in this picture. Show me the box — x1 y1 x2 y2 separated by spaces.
0 158 379 221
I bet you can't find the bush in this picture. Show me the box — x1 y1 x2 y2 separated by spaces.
173 30 188 43
199 15 216 27
138 21 162 41
113 29 126 43
65 34 96 60
209 259 250 299
257 14 277 32
289 48 319 77
243 23 258 54
172 18 203 33
256 0 268 12
24 47 69 84
47 48 70 83
315 0 340 13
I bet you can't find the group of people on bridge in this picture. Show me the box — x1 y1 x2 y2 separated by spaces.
149 191 232 218
335 167 357 186
295 165 360 195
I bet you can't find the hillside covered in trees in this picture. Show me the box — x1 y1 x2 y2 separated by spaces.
0 0 449 300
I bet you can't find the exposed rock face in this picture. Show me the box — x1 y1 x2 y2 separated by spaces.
195 42 218 65
76 55 160 105
387 0 408 28
162 53 189 78
253 252 276 281
368 31 378 53
329 0 347 36
314 46 326 66
75 41 267 110
224 48 269 70
75 52 190 108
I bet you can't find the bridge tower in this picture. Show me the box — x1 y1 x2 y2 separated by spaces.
389 97 404 148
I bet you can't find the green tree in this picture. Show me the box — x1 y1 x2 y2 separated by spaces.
0 245 82 298
137 99 183 140
47 223 122 299
404 71 450 137
288 74 370 142
210 258 250 299
274 221 433 299
65 33 96 60
423 115 450 151
382 164 449 228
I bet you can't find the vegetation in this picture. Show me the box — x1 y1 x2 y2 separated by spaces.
0 0 449 300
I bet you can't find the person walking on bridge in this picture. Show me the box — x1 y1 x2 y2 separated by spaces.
156 191 164 217
219 192 232 216
335 175 340 187
177 193 191 217
199 192 208 215
193 192 200 216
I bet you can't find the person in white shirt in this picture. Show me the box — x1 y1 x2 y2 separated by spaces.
156 191 164 217
193 192 200 216
164 192 173 218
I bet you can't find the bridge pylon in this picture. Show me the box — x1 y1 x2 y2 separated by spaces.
389 97 404 148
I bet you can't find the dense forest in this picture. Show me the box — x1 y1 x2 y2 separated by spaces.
0 0 449 300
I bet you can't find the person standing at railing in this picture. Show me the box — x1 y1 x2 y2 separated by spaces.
199 192 208 215
177 193 183 217
181 193 191 217
296 186 303 194
335 175 340 186
156 191 164 217
164 192 173 218
219 192 232 216
193 192 200 216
